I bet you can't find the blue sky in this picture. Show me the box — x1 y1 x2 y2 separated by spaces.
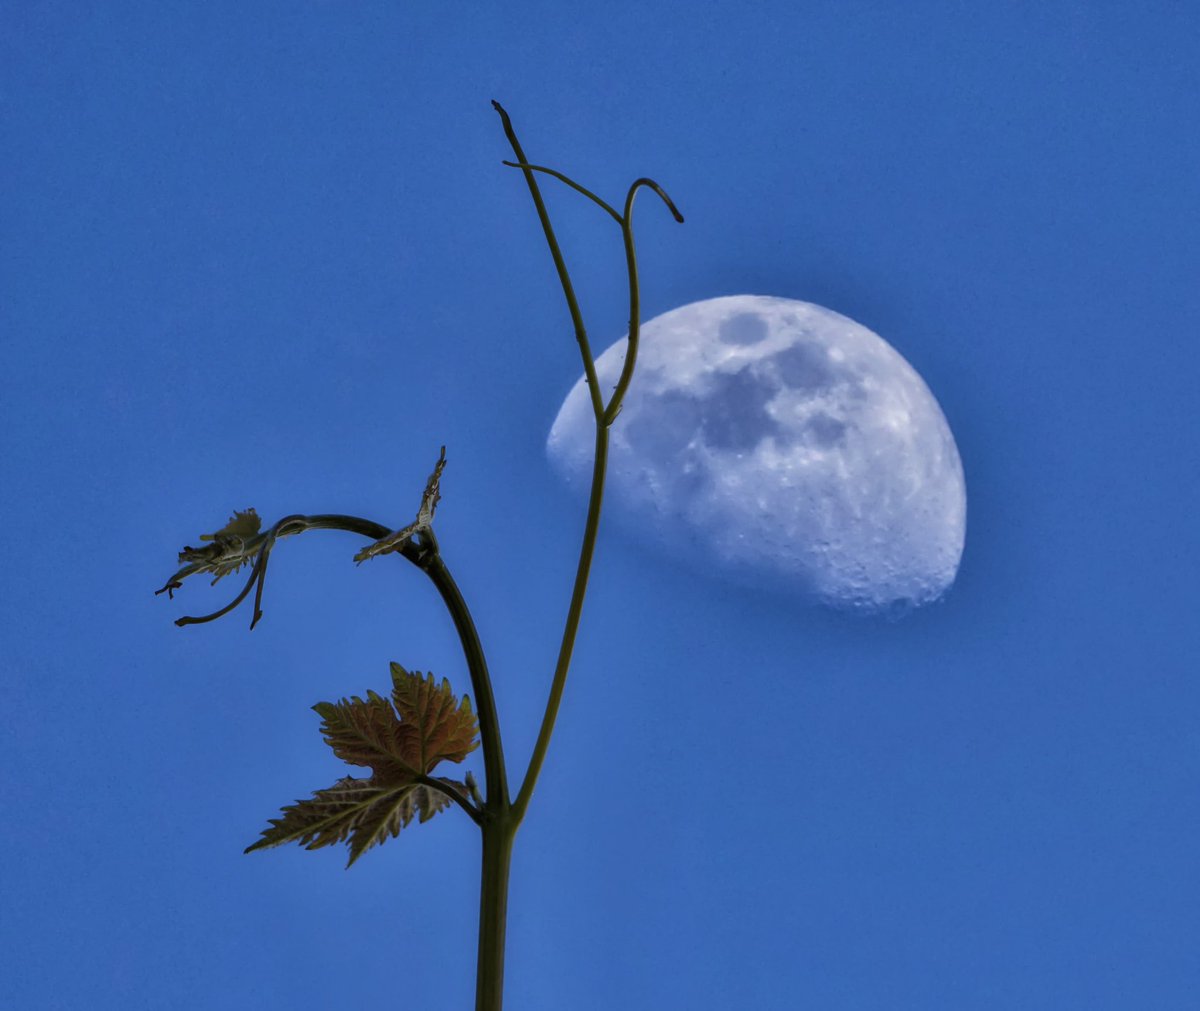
2 3 1197 1008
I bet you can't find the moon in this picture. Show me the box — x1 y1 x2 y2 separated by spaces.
546 295 966 612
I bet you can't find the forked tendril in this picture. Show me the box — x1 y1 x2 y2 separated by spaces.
496 166 683 229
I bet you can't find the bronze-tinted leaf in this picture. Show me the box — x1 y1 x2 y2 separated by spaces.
244 776 457 867
313 692 416 778
389 662 479 768
250 664 480 865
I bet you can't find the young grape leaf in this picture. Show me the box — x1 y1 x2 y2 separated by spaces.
246 663 480 866
389 662 480 767
245 776 467 865
200 509 262 543
168 508 267 588
354 448 446 563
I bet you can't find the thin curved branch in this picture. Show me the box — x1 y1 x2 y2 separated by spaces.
492 100 604 422
512 422 609 822
249 532 276 630
296 514 390 541
626 176 685 224
505 162 684 820
500 161 623 223
418 550 510 810
603 177 685 426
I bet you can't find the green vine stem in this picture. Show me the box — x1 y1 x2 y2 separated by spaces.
159 105 681 1011
494 105 684 826
159 511 507 813
161 506 514 1007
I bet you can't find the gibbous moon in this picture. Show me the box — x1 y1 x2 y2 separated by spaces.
547 295 966 612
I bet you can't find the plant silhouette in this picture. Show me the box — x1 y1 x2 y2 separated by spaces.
157 101 682 1010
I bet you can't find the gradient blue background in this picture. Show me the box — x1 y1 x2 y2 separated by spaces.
3 3 1197 1008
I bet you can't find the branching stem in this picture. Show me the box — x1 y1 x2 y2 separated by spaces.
513 422 608 821
494 106 683 825
165 510 508 818
163 104 680 1011
482 102 681 1011
501 160 623 223
492 100 604 422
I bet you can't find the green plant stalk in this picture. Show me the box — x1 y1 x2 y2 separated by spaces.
492 101 603 418
248 518 507 803
469 103 615 1009
496 99 616 825
476 814 516 1011
172 511 514 1009
512 180 681 819
163 107 679 1011
513 422 608 822
318 520 514 1010
421 545 509 808
482 103 682 1008
420 547 515 1011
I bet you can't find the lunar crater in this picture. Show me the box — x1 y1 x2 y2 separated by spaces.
718 311 769 346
